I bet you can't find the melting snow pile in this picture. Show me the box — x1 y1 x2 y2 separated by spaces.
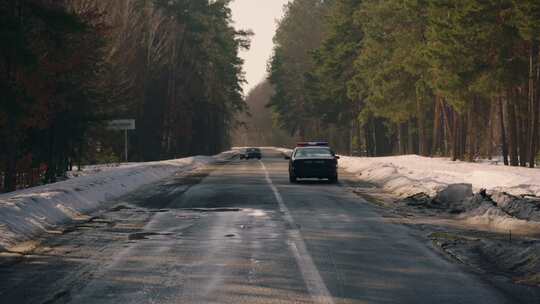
340 155 540 197
0 153 233 251
340 155 540 235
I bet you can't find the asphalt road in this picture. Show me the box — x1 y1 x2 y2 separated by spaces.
0 149 535 303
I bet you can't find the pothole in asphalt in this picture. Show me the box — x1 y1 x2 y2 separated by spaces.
181 208 241 213
176 215 201 220
128 232 174 240
76 222 109 229
110 205 133 212
107 227 142 234
89 218 113 224
148 209 170 213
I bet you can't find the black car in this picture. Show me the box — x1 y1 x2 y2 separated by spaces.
240 147 262 160
285 144 339 183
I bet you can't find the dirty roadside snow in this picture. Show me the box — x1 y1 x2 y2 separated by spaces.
339 155 540 235
338 154 540 289
0 151 236 252
340 154 540 197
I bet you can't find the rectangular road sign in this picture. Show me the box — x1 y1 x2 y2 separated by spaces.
107 119 136 130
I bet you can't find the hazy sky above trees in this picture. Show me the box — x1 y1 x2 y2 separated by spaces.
231 0 289 92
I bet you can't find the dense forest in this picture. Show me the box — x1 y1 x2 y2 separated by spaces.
268 0 540 167
0 0 249 192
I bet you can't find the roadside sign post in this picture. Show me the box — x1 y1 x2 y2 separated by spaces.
107 119 136 162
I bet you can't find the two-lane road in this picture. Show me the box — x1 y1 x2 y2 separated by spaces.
0 149 533 303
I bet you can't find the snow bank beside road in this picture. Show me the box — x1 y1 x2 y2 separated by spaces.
340 155 540 235
340 155 540 197
66 163 139 179
0 152 234 251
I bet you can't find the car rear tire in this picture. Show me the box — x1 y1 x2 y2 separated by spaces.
289 174 297 183
329 175 338 184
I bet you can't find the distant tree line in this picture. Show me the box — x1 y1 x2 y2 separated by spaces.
268 0 540 167
232 80 297 148
0 0 249 192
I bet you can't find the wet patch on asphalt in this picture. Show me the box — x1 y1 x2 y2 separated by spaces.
123 169 213 210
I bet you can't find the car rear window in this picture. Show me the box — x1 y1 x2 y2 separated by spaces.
294 148 332 158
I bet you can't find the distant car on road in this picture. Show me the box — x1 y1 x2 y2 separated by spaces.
240 147 262 160
285 142 339 183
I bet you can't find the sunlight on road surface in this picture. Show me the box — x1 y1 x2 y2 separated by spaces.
246 209 267 218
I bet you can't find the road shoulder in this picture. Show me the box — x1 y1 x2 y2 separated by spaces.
342 172 540 302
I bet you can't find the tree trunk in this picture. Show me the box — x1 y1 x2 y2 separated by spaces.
488 101 494 160
374 118 381 156
399 122 408 155
518 111 527 167
349 120 354 156
4 117 18 192
452 113 460 161
440 99 453 156
515 86 528 167
432 96 441 155
77 140 83 171
528 41 539 168
461 111 467 160
498 96 509 165
451 111 467 161
417 97 427 156
409 118 418 155
506 89 519 166
467 101 475 162
364 119 374 157
46 125 57 183
357 118 363 156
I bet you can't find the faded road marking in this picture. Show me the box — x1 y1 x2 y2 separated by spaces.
260 161 335 304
